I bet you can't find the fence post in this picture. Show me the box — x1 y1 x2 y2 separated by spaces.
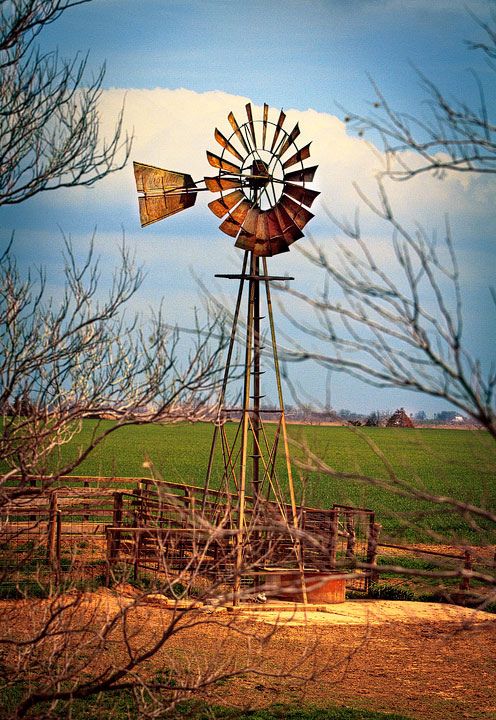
46 492 58 568
366 522 382 592
105 528 113 586
133 488 142 527
83 479 89 521
110 492 123 560
459 550 472 591
345 512 356 561
55 510 62 583
113 492 123 527
133 529 140 582
329 509 338 569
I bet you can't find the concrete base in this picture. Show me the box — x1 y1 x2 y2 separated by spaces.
264 571 346 604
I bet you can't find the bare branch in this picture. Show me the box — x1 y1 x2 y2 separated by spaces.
0 0 131 205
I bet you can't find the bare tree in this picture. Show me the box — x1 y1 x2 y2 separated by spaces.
0 0 131 205
270 8 496 613
0 237 229 502
279 185 495 440
341 9 496 180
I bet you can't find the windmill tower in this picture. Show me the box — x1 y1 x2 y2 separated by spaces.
134 103 319 601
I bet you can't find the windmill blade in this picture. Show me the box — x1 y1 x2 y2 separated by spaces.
265 207 285 241
214 128 244 162
240 206 261 236
207 190 245 218
254 239 272 256
280 194 314 229
262 103 269 148
204 176 243 192
245 102 257 147
282 143 312 170
235 231 256 251
266 207 299 250
274 205 305 244
284 165 318 183
218 198 252 236
270 109 286 152
270 237 290 254
228 111 250 153
255 211 270 241
275 123 300 158
235 231 272 256
207 151 242 175
264 208 292 255
230 199 252 225
219 217 242 238
283 182 320 207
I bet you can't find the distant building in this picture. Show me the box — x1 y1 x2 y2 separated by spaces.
386 408 414 428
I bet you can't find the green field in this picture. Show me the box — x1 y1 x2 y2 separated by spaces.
30 419 496 543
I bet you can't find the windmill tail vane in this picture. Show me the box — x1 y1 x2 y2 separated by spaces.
133 102 319 255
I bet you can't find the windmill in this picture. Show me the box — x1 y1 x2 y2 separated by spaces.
134 102 319 602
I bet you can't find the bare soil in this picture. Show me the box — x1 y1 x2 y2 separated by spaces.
2 590 495 720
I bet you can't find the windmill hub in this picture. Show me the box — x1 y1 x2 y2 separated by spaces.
248 159 270 188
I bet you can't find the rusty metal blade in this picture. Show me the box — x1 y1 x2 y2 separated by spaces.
254 239 273 256
235 232 272 256
206 151 242 174
138 191 196 227
219 217 241 238
214 128 244 162
207 189 245 218
283 182 320 207
270 237 290 255
229 199 252 225
235 231 256 251
245 102 256 147
134 162 196 194
265 208 294 255
255 212 270 241
241 206 261 236
265 207 284 240
280 194 314 229
276 123 300 158
204 176 242 192
270 109 286 152
228 111 250 153
262 103 269 148
282 143 312 170
274 205 305 244
284 165 318 183
218 199 251 237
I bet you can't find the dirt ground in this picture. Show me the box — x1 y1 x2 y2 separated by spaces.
2 590 496 720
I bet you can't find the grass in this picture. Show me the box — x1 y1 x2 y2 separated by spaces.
3 420 495 543
0 685 413 720
184 704 413 720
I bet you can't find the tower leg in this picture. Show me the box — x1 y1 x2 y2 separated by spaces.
263 257 307 604
233 252 256 605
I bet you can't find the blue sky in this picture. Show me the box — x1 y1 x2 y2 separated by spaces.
2 0 495 416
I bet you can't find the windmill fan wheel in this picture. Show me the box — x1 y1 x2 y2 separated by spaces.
205 103 319 256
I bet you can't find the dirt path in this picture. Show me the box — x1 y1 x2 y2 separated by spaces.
226 601 496 719
2 593 495 720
